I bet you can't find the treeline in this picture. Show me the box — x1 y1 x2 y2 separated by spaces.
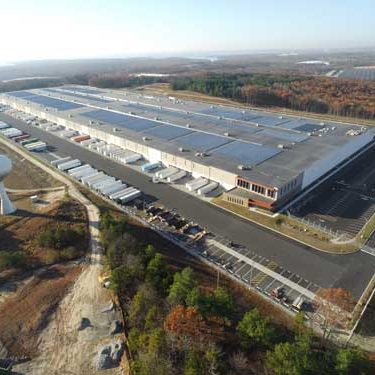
87 74 168 89
100 212 374 375
0 78 63 94
171 74 375 120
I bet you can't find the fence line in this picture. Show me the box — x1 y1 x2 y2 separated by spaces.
286 212 347 240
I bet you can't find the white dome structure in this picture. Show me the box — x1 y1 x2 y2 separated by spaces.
0 155 16 215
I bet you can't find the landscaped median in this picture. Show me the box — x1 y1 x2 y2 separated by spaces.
212 196 361 254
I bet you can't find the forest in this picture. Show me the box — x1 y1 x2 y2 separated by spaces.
100 212 374 375
171 74 375 120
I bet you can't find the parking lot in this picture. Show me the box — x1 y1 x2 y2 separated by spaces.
143 204 319 316
292 146 375 241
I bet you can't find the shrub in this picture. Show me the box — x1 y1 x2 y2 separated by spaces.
60 246 80 260
0 251 28 271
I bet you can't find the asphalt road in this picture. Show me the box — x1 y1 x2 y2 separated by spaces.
2 113 375 298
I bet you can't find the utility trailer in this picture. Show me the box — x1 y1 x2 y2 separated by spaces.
186 177 208 192
51 156 71 166
71 167 97 180
197 182 218 195
119 190 141 204
20 138 39 146
118 152 142 164
87 174 110 188
141 161 161 172
91 177 116 190
83 172 106 186
167 170 186 183
155 167 179 179
58 159 81 171
68 164 91 175
24 141 47 152
110 187 135 200
101 182 125 196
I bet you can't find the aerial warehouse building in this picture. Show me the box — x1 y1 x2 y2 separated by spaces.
0 155 16 215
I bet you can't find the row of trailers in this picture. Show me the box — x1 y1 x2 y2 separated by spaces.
151 164 219 196
51 157 142 205
0 120 47 151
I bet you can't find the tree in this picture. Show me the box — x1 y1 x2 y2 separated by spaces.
168 267 197 306
110 264 140 294
205 345 226 375
146 253 172 294
164 305 224 349
207 287 235 322
128 284 159 329
335 348 372 375
237 309 274 349
187 287 235 323
184 349 206 375
229 352 249 374
266 334 317 375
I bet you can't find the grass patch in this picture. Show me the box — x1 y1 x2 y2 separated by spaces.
357 213 375 242
212 196 359 254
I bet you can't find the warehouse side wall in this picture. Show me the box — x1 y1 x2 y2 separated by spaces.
302 132 373 189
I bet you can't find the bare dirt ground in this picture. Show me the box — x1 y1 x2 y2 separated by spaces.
0 137 126 374
0 143 62 189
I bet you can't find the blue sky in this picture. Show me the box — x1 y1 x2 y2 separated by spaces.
0 0 374 61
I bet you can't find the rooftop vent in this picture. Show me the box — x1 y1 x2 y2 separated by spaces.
278 116 283 119
68 114 73 118
112 127 118 133
89 120 94 125
238 165 251 171
186 124 191 128
142 136 150 142
255 123 259 127
277 144 285 149
107 106 112 110
224 132 230 137
242 110 246 114
179 147 186 152
320 122 325 126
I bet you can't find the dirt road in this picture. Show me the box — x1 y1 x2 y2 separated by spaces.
0 137 124 374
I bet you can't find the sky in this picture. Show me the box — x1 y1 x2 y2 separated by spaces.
0 0 374 62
